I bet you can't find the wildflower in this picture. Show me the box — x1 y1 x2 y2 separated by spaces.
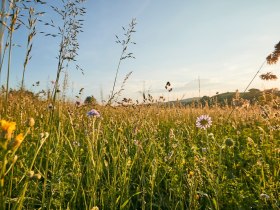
196 115 212 130
91 207 99 210
87 109 100 117
1 120 16 140
8 133 24 151
1 120 16 132
0 120 17 150
188 171 194 177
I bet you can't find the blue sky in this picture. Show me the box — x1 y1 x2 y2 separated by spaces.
2 0 280 102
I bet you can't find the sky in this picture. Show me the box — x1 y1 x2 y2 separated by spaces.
1 0 280 102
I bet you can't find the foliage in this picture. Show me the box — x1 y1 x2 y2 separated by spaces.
260 72 278 81
84 95 97 105
267 41 280 64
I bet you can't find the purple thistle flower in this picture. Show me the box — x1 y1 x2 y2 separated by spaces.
196 115 212 130
87 109 100 117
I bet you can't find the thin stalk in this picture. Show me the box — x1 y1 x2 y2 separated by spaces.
0 151 9 210
226 60 266 122
21 10 36 90
0 40 8 87
0 0 6 66
14 134 47 210
107 18 136 105
51 22 65 106
110 50 125 102
4 31 13 116
20 45 29 90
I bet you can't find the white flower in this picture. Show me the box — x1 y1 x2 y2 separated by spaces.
196 115 212 130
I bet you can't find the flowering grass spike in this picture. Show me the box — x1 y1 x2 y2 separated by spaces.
196 115 212 130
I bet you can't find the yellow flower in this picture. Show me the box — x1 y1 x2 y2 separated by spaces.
0 120 9 130
188 171 195 178
1 120 16 140
0 120 17 150
16 133 24 141
8 133 24 151
1 120 16 132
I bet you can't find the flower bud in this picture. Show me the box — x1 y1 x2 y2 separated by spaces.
225 138 234 147
27 171 34 178
34 173 42 180
13 155 18 164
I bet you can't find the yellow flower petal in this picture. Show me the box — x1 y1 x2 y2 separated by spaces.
1 120 16 133
15 133 24 142
8 133 24 151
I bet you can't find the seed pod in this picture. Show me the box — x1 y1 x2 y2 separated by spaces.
27 171 35 178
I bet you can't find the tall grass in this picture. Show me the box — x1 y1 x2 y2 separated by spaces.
0 94 279 209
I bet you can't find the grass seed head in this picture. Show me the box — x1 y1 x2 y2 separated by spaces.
28 117 35 127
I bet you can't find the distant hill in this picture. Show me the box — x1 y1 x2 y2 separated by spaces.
168 88 280 107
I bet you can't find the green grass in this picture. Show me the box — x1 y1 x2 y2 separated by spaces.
0 95 279 209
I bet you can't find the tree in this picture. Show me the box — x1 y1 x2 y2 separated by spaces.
84 95 97 105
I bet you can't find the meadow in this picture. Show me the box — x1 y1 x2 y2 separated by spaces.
0 0 280 209
0 92 279 209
